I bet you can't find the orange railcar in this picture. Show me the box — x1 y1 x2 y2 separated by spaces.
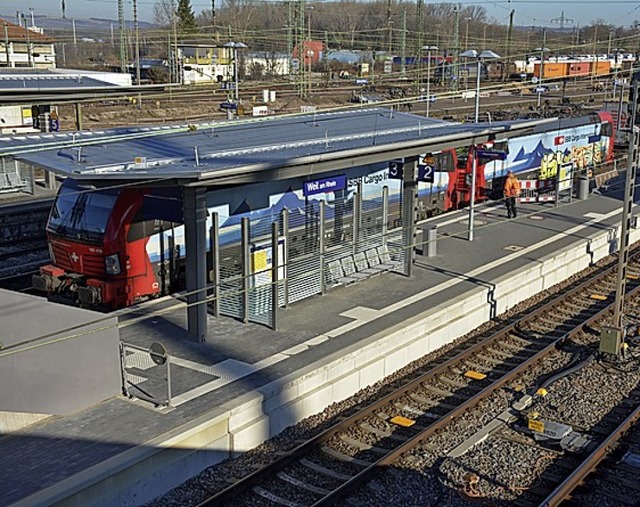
591 60 610 76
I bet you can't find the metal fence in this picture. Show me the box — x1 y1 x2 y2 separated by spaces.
209 183 407 329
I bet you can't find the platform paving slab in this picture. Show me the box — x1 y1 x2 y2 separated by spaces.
1 191 638 507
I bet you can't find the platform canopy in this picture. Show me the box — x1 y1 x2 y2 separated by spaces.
0 108 557 186
0 69 168 104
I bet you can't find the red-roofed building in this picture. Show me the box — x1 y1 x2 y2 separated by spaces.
292 41 324 65
0 18 57 68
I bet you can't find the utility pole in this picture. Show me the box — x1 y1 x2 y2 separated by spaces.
324 30 329 86
452 4 460 91
22 14 32 67
604 80 640 357
3 23 10 68
295 0 306 98
416 0 424 86
401 11 407 79
386 0 393 54
133 0 141 86
504 9 515 81
118 0 128 73
61 0 66 19
551 10 573 30
211 0 216 28
287 2 293 81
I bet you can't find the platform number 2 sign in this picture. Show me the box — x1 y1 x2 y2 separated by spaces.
418 164 434 183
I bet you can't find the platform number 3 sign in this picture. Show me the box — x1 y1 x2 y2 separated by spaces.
388 161 404 179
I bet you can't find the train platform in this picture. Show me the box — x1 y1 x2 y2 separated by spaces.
2 185 638 507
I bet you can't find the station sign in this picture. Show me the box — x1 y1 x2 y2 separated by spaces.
219 101 237 110
418 154 435 183
418 164 434 183
389 158 435 182
588 134 602 144
303 175 347 196
476 149 507 161
388 160 403 179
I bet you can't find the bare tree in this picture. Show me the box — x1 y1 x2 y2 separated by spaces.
154 0 175 26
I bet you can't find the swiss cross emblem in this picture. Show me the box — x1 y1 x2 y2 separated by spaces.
70 252 79 263
554 135 565 145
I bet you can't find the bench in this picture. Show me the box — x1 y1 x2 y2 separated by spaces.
340 255 369 282
376 244 403 271
326 260 360 287
353 252 385 277
326 246 404 289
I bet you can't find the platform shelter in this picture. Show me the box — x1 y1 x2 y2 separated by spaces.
0 108 552 342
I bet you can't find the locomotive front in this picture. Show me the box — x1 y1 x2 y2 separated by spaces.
33 179 160 309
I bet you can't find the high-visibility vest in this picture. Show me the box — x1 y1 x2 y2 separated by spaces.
504 176 521 198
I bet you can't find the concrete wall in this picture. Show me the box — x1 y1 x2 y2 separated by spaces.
0 290 120 416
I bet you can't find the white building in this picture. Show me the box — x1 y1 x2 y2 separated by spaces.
0 18 57 68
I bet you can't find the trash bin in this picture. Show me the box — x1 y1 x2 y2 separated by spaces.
418 225 437 257
577 175 589 200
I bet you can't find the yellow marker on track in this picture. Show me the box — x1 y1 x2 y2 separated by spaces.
390 416 415 427
528 419 545 433
590 294 608 301
464 370 487 380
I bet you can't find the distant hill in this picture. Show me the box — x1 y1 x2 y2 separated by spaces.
0 14 156 35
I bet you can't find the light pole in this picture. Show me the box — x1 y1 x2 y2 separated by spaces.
459 49 500 241
534 46 549 106
422 45 438 117
223 41 247 101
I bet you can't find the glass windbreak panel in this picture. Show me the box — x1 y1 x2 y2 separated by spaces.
48 182 120 243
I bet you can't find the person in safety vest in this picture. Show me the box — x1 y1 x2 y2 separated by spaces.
503 170 521 219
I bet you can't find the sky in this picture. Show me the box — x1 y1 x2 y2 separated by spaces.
0 0 637 28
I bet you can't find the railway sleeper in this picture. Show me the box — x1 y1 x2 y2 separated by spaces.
392 401 446 417
577 484 640 506
422 383 456 398
252 485 304 507
485 346 529 360
276 471 332 496
320 445 372 467
461 359 494 372
613 461 640 476
476 352 523 368
596 469 640 493
358 422 407 442
338 435 389 454
503 333 544 347
409 392 443 407
299 457 352 481
436 374 469 388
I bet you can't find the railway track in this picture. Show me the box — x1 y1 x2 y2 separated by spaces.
0 198 52 246
0 198 52 289
76 78 605 128
194 251 640 507
539 403 640 506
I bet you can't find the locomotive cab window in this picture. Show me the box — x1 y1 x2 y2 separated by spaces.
600 121 613 138
432 151 455 172
48 181 120 243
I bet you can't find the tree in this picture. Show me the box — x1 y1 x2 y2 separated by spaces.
153 0 174 26
176 0 198 35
